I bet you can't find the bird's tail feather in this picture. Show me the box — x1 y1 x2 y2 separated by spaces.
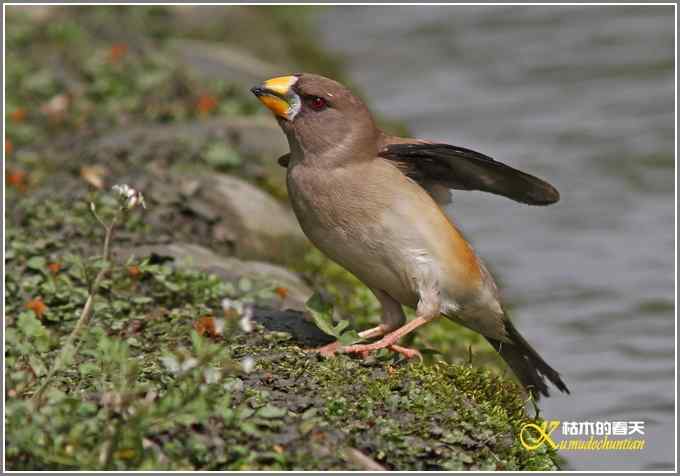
486 318 569 400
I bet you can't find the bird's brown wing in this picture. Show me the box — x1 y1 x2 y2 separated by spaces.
378 142 559 206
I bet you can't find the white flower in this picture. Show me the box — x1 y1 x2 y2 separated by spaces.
213 317 225 336
203 367 221 384
160 355 180 373
180 357 198 373
221 298 243 315
241 356 256 374
239 305 254 333
112 184 146 210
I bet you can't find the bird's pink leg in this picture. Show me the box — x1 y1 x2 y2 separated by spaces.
340 315 432 356
314 325 386 357
314 326 423 360
314 288 433 360
387 344 423 361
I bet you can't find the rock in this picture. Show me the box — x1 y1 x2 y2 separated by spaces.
122 242 312 310
188 173 308 265
167 6 298 68
252 308 334 347
168 38 285 90
86 117 287 165
7 5 54 21
76 116 290 200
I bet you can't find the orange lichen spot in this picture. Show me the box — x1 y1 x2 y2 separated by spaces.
6 169 28 192
109 43 128 63
196 94 218 115
274 287 288 300
26 297 47 319
47 262 62 274
127 265 141 278
194 315 217 337
10 108 27 122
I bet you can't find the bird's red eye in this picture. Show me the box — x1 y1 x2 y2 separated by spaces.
309 96 327 111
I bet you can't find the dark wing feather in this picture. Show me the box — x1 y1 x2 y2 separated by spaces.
277 153 291 168
379 143 559 205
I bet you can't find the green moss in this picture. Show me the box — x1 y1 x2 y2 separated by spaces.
5 196 558 469
297 248 507 370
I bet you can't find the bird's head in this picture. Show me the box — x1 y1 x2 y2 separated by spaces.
251 73 378 157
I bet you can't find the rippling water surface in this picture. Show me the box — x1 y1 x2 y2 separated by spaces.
317 5 675 470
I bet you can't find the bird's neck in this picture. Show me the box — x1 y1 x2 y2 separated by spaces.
286 128 381 169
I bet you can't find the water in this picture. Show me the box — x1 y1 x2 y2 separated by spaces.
317 5 675 470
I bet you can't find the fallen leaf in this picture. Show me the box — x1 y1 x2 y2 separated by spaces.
145 307 169 321
273 444 284 454
256 404 287 419
5 139 13 155
122 319 145 337
127 265 141 278
275 287 288 299
80 165 107 189
26 297 47 319
194 315 218 337
109 43 128 63
6 169 28 191
10 108 27 122
114 448 136 460
47 262 62 274
41 94 70 120
196 94 218 115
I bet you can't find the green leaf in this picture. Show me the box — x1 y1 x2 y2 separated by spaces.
333 319 349 335
240 421 261 436
79 362 99 377
190 330 203 354
204 142 242 169
299 417 323 435
337 329 363 346
28 355 47 377
26 256 47 272
131 296 153 304
235 406 255 420
305 292 337 337
306 293 365 346
256 404 287 419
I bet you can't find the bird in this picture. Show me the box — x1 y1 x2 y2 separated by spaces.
251 73 569 399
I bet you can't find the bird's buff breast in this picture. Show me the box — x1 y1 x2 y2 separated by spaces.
287 163 422 304
285 161 462 307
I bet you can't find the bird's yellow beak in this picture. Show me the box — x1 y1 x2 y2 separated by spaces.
251 75 301 120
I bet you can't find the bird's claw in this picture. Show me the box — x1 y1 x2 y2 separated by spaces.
311 340 422 361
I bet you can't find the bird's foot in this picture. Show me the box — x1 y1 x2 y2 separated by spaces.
342 336 423 361
388 344 423 361
340 334 399 354
314 341 341 357
311 339 421 361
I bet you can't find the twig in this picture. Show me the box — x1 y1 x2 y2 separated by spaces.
343 447 386 471
31 212 119 404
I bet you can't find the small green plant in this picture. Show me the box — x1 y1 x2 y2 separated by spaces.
31 184 146 403
305 292 363 346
